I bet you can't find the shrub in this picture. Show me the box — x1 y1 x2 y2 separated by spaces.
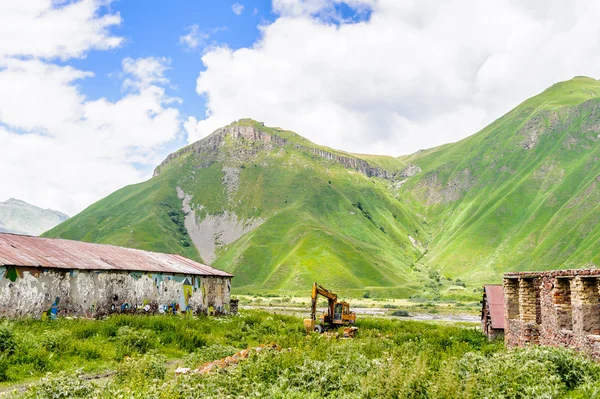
456 346 600 398
115 326 156 359
117 353 166 383
0 321 16 354
392 310 410 317
14 372 95 399
175 329 207 352
72 341 102 360
0 354 9 382
41 330 72 354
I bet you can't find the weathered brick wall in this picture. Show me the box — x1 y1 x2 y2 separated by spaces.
504 269 600 359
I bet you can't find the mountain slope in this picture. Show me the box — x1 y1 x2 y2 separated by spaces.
0 199 69 236
46 77 600 295
397 76 600 283
46 120 429 296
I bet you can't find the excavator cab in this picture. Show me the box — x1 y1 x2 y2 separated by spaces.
334 303 342 321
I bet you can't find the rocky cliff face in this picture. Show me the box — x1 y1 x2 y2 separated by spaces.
154 121 399 180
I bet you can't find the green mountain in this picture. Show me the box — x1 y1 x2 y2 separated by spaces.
45 120 429 297
397 76 600 284
45 76 600 296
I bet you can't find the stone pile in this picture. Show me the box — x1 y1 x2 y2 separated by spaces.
175 343 281 376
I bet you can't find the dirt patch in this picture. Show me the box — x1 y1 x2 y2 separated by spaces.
222 166 240 202
177 187 263 263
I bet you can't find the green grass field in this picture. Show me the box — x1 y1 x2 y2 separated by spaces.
2 311 600 398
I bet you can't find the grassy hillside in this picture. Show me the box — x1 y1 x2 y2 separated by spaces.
397 76 600 283
46 76 600 295
46 120 428 297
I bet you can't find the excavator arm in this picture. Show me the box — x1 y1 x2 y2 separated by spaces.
309 282 338 321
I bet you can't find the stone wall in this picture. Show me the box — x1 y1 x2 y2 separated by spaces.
504 269 600 358
0 265 231 318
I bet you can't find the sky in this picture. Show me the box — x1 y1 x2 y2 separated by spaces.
1 0 600 216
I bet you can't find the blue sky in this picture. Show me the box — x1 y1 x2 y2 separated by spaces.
68 0 370 152
1 0 599 215
70 0 275 150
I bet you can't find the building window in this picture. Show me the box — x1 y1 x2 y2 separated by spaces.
554 278 573 331
505 278 520 320
580 277 600 335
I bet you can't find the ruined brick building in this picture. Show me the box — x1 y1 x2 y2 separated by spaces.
504 269 600 357
0 233 233 318
481 285 505 339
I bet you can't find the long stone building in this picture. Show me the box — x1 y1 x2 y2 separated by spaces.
0 233 233 318
504 269 600 358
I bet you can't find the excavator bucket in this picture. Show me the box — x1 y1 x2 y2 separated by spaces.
343 326 359 338
304 319 315 333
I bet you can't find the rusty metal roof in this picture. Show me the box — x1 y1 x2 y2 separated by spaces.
0 233 233 277
483 285 504 329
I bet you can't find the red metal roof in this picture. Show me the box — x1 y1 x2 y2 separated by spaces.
484 284 505 329
0 233 233 277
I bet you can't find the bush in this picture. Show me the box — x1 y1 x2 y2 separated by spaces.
0 354 9 382
456 346 600 398
117 353 166 383
115 326 156 359
175 329 207 352
41 330 72 354
392 310 410 317
14 372 95 399
72 341 102 360
0 321 16 354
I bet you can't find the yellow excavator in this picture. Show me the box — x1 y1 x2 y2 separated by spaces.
304 282 356 333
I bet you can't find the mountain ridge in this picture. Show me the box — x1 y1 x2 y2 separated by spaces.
1 198 69 236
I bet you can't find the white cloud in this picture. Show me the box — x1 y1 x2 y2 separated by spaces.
178 25 227 51
0 0 122 60
184 116 203 141
0 2 181 216
232 3 245 16
0 57 181 215
179 25 210 50
122 56 170 90
190 0 600 156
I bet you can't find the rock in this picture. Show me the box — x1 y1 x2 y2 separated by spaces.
399 164 421 178
175 367 191 375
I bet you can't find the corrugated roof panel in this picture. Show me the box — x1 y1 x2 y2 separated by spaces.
0 233 233 277
484 285 505 329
